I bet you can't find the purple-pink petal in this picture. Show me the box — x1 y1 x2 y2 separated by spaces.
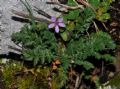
51 16 56 22
57 18 63 22
58 22 66 27
48 23 55 28
55 26 59 33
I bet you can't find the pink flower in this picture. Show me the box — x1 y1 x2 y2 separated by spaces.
48 16 66 33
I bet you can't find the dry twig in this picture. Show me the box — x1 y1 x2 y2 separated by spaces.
11 9 51 23
48 0 84 10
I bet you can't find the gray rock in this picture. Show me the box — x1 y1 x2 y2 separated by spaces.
0 0 60 54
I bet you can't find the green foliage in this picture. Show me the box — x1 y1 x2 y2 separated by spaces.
60 31 116 71
75 8 95 33
1 60 51 89
51 67 68 89
65 9 80 20
88 0 115 21
67 0 77 6
1 60 23 88
62 7 95 39
107 73 120 88
12 23 57 65
17 75 34 89
11 0 116 88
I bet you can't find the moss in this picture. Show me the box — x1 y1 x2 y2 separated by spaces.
2 60 23 88
1 60 51 89
51 67 68 89
17 75 35 89
107 73 120 87
1 60 68 89
35 66 50 89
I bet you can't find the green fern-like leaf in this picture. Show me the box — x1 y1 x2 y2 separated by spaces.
12 23 57 65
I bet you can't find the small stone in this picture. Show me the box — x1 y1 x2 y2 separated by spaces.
1 58 10 64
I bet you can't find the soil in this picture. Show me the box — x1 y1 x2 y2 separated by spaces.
108 0 120 72
108 0 120 45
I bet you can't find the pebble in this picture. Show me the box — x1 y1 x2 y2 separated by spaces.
1 58 10 64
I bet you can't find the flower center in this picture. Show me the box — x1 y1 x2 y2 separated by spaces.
55 21 59 25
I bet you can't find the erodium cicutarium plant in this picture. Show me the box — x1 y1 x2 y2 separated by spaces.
12 0 116 88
